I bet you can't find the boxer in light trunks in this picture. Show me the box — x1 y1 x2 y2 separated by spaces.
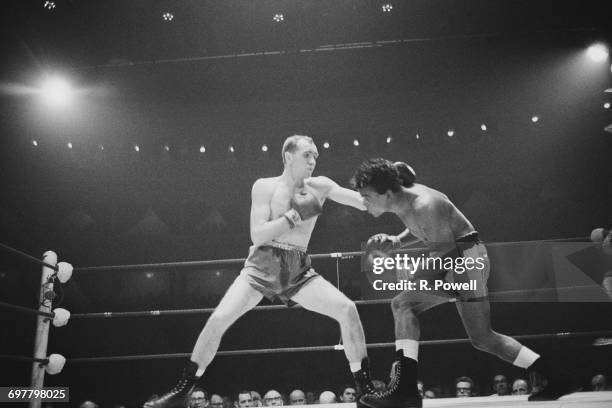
352 159 573 408
145 136 376 408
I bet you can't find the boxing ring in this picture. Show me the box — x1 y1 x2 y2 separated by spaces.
1 239 611 408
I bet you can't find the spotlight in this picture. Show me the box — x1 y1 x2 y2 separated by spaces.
162 12 174 22
134 145 140 152
382 4 393 12
447 130 455 137
40 76 73 108
386 136 393 144
261 144 268 152
164 145 170 152
353 139 359 147
415 134 420 140
229 145 235 153
199 146 206 153
43 1 56 10
531 116 539 123
98 144 104 151
587 43 609 63
67 142 73 149
323 141 330 149
145 272 154 279
273 13 284 22
215 271 221 277
480 124 487 131
604 102 611 109
32 140 38 147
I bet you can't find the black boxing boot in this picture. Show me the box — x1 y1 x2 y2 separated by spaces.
145 361 201 408
353 357 377 404
527 355 574 401
359 351 422 408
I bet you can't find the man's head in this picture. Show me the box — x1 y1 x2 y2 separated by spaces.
288 390 305 405
263 390 283 406
338 385 356 403
492 374 510 396
417 381 424 398
512 379 530 395
236 391 254 408
210 394 224 408
455 376 474 398
189 389 209 408
282 135 318 178
352 158 403 217
591 374 608 391
318 391 336 404
250 391 263 407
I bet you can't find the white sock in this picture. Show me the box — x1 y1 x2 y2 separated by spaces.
395 339 419 361
349 361 362 373
513 346 540 369
195 368 205 377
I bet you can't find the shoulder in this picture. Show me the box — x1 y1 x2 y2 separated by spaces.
252 177 278 195
414 192 449 215
305 176 336 190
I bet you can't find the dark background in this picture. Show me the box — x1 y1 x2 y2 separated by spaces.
1 1 611 406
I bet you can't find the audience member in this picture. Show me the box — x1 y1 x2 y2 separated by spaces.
338 385 356 403
455 376 475 398
318 391 336 404
250 391 263 407
289 390 306 405
189 388 209 408
512 379 530 395
263 390 283 406
236 390 254 408
591 374 609 391
492 374 511 396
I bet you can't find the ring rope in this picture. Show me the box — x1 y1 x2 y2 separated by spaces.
59 330 611 364
0 355 48 364
0 300 55 318
0 242 58 271
72 236 588 274
68 284 605 320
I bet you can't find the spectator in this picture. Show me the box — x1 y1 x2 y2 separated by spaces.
424 390 436 399
338 385 356 403
591 374 609 391
455 376 475 398
223 396 234 408
305 392 316 405
250 391 263 407
210 394 224 408
512 379 530 395
289 390 306 405
189 388 209 408
318 391 336 404
492 374 511 396
79 401 99 408
236 391 254 408
263 390 283 406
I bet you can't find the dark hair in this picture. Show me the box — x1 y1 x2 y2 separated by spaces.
236 390 252 401
191 388 209 399
394 161 416 187
339 384 356 395
455 376 475 388
352 158 403 194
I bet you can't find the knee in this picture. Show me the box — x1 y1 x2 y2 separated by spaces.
336 300 359 323
470 330 496 352
207 311 231 331
391 297 414 316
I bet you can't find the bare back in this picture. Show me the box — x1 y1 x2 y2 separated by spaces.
397 184 475 249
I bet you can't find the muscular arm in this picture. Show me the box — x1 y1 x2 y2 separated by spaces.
311 176 366 210
249 179 292 246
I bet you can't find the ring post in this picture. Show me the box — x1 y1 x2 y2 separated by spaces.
30 250 57 408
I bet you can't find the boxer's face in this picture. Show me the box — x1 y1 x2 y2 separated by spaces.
359 186 390 217
287 139 318 179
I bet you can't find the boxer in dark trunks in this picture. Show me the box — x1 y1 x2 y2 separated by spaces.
145 136 375 408
352 159 573 408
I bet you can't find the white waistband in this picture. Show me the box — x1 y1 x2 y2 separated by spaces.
264 241 307 252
